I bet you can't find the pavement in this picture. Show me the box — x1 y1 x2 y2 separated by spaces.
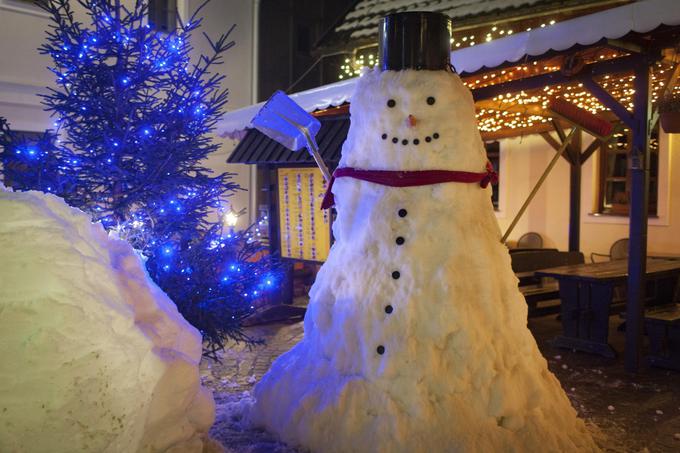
201 310 680 452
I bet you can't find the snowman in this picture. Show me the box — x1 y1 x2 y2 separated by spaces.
249 12 598 453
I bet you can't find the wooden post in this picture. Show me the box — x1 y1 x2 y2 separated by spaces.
625 60 652 372
569 129 582 252
267 166 281 256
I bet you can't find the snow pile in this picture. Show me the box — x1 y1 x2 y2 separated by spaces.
0 187 216 453
248 69 598 452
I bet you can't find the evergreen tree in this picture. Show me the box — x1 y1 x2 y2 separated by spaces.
0 0 282 359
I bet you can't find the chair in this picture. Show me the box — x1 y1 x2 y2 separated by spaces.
591 238 630 312
517 232 543 249
512 249 585 317
591 238 629 263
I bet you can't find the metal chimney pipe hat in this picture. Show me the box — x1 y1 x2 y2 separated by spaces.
378 11 452 71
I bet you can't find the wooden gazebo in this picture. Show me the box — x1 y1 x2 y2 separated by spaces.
222 0 680 371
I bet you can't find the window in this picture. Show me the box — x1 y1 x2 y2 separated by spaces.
597 125 658 215
296 24 311 53
148 0 177 33
485 141 500 210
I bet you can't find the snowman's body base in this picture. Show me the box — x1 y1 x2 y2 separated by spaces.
250 68 598 453
250 182 597 453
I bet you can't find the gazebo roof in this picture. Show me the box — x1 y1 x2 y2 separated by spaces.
453 0 679 73
320 0 619 50
219 0 680 138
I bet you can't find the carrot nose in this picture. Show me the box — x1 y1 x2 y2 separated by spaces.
407 114 417 127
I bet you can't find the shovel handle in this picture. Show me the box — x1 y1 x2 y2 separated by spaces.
501 128 577 244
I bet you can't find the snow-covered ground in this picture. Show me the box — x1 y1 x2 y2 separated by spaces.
201 322 304 453
203 319 680 453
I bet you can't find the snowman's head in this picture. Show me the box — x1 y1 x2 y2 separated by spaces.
339 68 487 171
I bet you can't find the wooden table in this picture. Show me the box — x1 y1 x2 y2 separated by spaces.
536 259 680 358
648 251 680 261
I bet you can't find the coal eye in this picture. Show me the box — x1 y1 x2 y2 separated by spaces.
426 96 436 105
387 99 396 108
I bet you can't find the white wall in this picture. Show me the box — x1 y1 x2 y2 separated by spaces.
0 1 54 130
0 0 256 228
496 130 679 257
184 0 256 228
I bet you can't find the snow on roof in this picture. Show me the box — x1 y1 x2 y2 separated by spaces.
218 0 680 136
220 78 356 138
453 0 680 73
335 0 545 40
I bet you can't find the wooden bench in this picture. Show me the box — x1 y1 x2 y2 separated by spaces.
645 304 680 371
512 250 585 316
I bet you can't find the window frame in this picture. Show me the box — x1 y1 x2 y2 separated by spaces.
596 125 659 216
485 141 500 211
148 0 178 33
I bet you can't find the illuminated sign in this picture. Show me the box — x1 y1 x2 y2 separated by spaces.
278 168 331 261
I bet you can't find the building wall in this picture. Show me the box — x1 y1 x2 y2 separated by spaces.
496 131 679 256
0 1 54 131
257 0 354 101
184 0 257 228
0 0 256 228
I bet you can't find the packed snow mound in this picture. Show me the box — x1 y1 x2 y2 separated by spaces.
249 69 599 452
0 187 216 453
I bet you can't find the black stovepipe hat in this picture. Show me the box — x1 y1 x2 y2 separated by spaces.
378 11 452 71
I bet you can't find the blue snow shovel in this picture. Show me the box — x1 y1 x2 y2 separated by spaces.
251 90 331 182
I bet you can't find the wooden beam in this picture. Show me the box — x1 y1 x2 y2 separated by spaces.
475 100 548 117
570 126 582 164
552 119 567 142
540 131 561 151
540 129 574 165
581 77 635 128
479 123 555 141
651 61 680 129
663 63 680 92
625 61 652 373
569 150 581 252
472 54 645 102
551 119 575 165
580 138 602 163
606 38 643 54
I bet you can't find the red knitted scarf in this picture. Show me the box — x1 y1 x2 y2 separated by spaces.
321 161 497 209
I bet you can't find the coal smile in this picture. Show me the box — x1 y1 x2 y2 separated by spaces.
381 133 440 145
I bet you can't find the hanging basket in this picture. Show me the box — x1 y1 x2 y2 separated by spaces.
660 111 680 134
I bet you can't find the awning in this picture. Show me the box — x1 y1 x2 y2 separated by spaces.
452 0 680 74
220 78 355 139
218 0 680 137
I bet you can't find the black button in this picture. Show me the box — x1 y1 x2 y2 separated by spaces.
402 139 408 145
377 345 385 355
392 271 400 279
392 137 398 143
413 138 419 145
396 236 405 245
398 209 407 217
425 136 432 142
427 96 436 105
381 133 387 140
433 132 440 139
387 99 396 108
385 305 393 314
